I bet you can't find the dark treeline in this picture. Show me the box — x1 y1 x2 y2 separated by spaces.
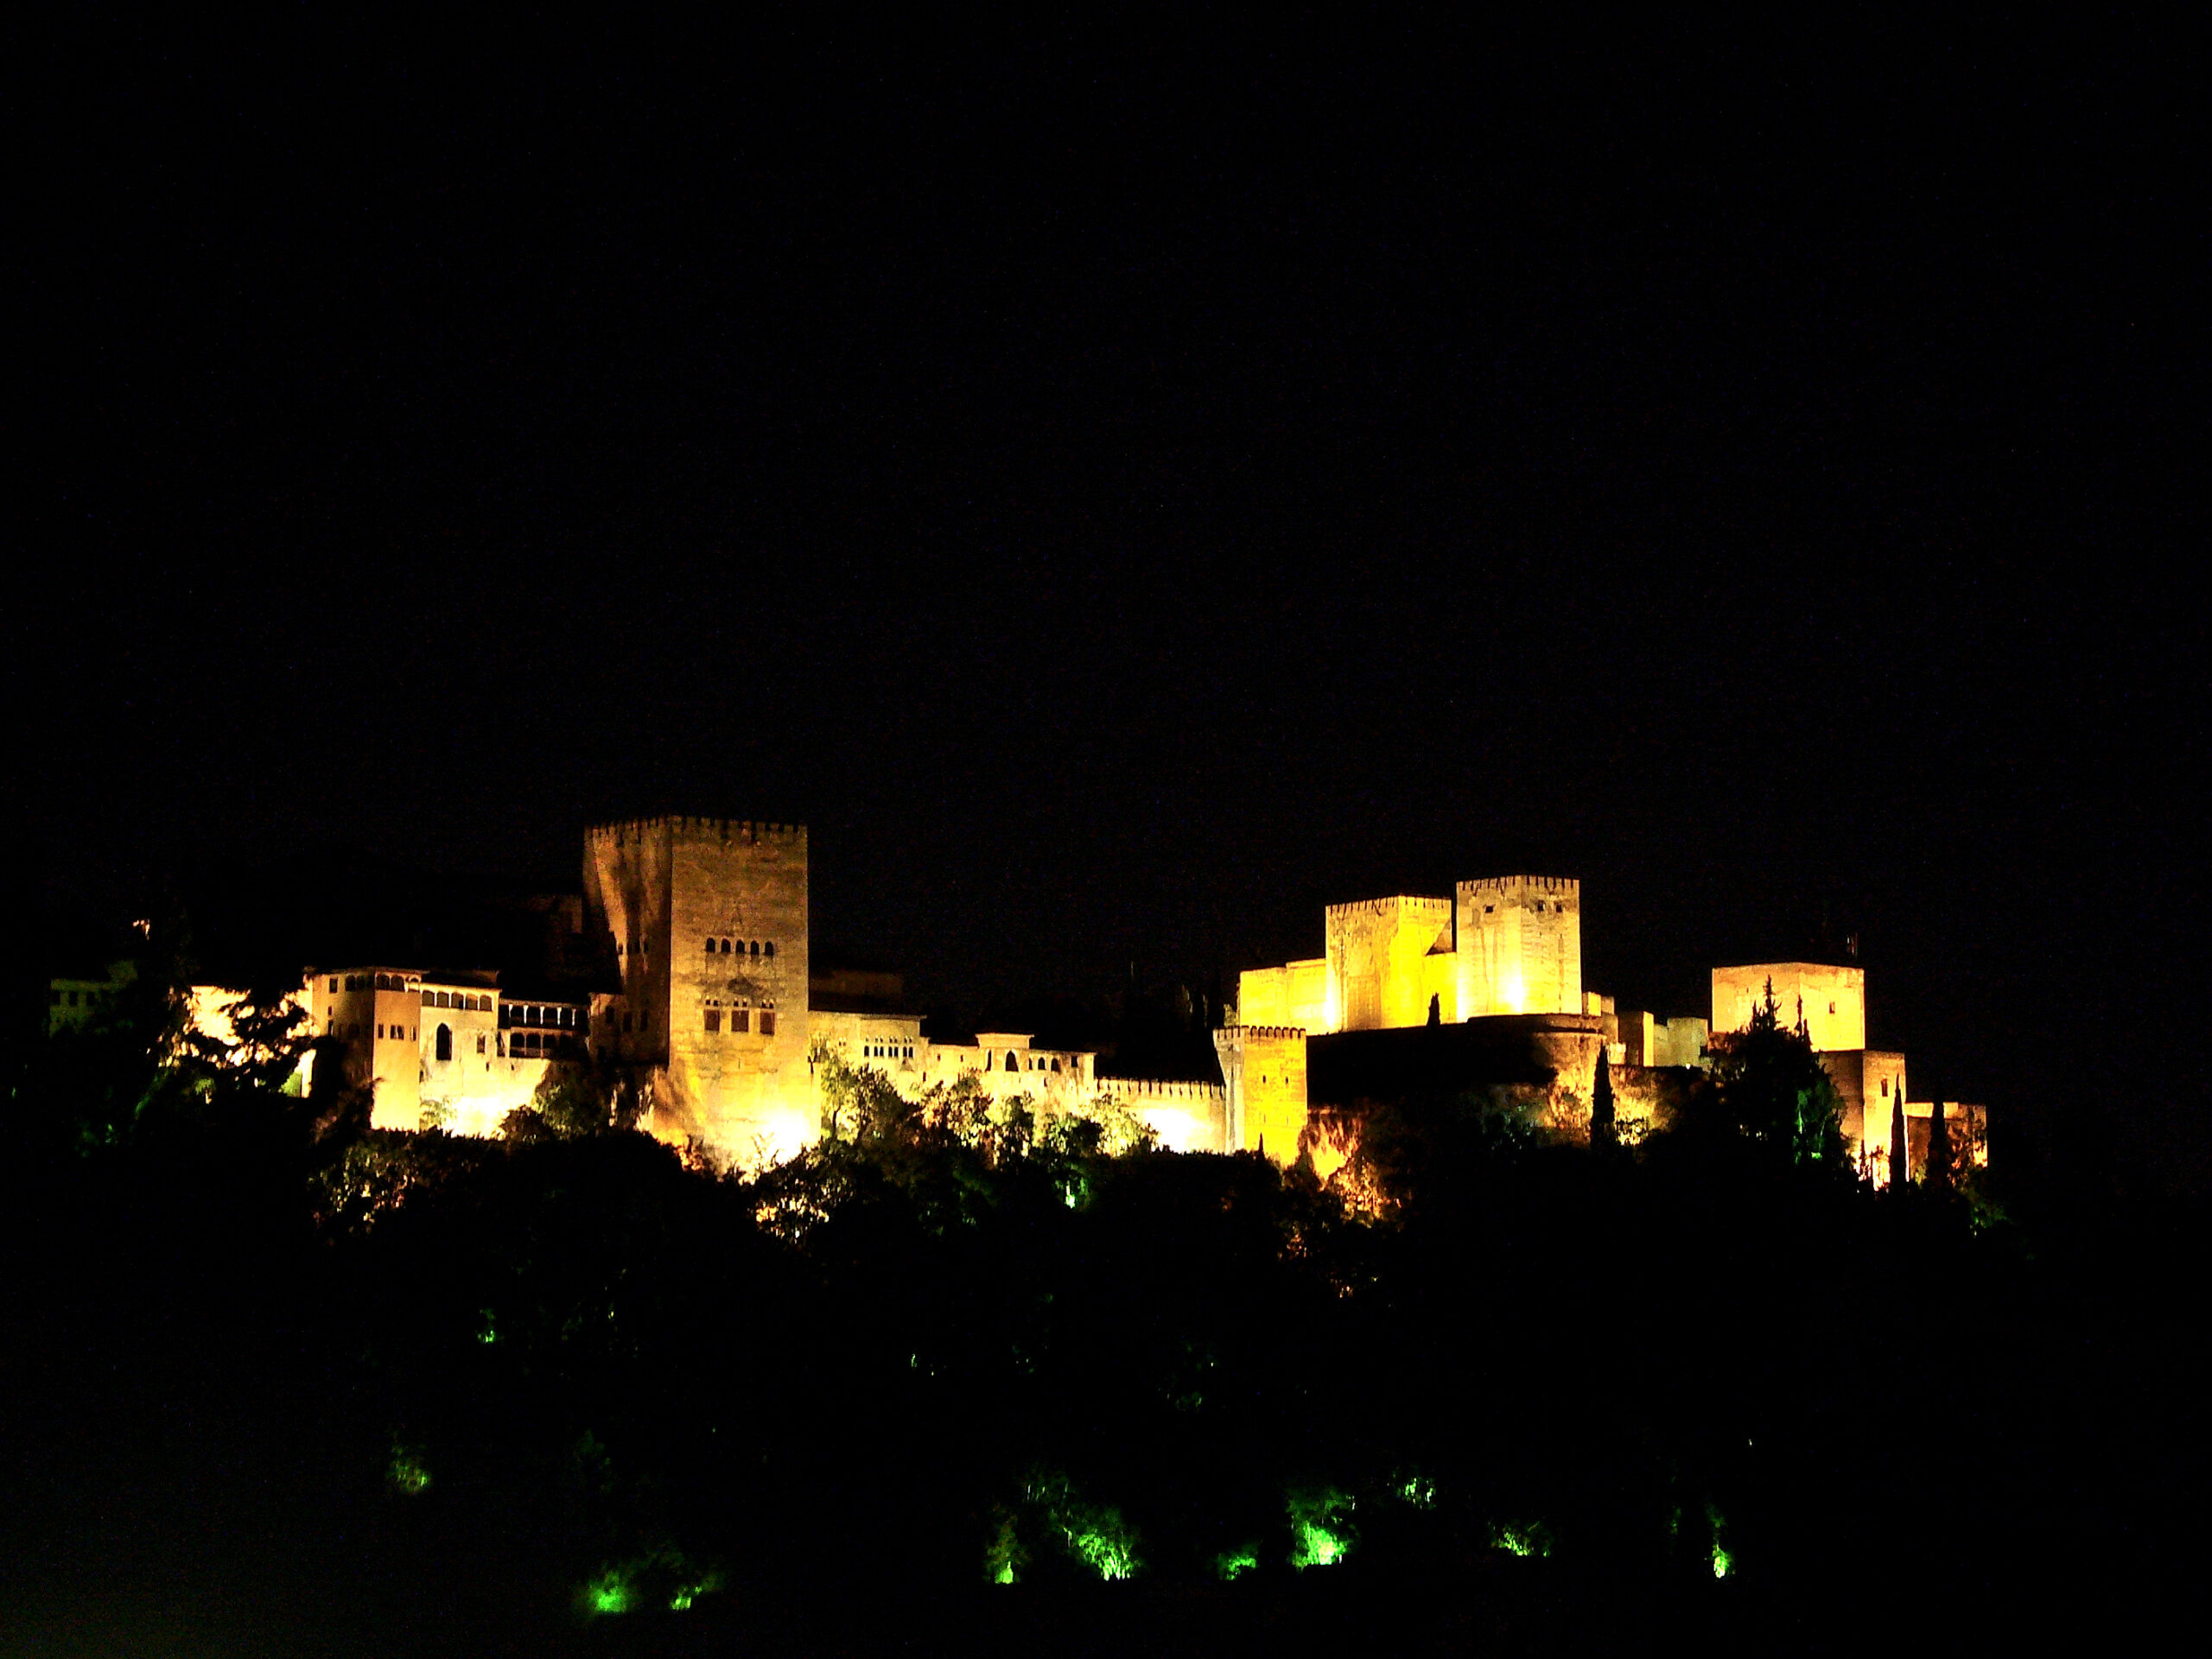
3 939 2203 1654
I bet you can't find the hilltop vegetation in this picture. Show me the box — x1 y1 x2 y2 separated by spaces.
3 944 2201 1653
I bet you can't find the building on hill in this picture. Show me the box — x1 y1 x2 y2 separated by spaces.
302 967 587 1136
1708 963 1985 1187
49 818 1982 1183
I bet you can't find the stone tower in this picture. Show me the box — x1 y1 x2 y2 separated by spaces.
583 816 811 1158
1456 876 1582 1017
1325 895 1458 1031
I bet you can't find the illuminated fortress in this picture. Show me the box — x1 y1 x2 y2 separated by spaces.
91 814 1980 1185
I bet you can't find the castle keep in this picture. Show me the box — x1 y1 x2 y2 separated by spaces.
117 816 1981 1185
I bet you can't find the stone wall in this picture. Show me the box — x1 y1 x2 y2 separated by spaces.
1098 1076 1230 1154
1212 1024 1310 1164
1237 957 1328 1033
1325 895 1457 1031
1711 962 1866 1052
1456 876 1582 1017
1817 1049 1908 1178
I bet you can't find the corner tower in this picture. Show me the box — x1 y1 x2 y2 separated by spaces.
1456 876 1582 1017
584 816 811 1158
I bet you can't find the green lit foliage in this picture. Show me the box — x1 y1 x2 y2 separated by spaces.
1013 1478 1141 1583
583 1564 635 1616
1706 1502 1732 1579
579 1545 724 1615
985 1508 1025 1584
385 1439 431 1495
1214 1544 1259 1580
1287 1485 1356 1569
1022 1471 1142 1580
1704 979 1847 1169
1490 1519 1554 1558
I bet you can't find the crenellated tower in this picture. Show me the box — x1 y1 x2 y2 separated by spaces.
584 816 811 1157
1455 876 1582 1017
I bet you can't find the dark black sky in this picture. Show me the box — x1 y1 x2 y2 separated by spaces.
26 19 2204 1181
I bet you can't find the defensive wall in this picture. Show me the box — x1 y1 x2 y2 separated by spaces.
1097 1076 1230 1154
1212 1025 1310 1164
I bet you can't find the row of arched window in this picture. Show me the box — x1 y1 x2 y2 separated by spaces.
426 990 491 1011
705 937 776 959
983 1051 1064 1073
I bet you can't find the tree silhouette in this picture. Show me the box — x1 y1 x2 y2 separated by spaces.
1592 1043 1616 1148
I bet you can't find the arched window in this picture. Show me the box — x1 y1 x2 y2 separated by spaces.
435 1024 453 1062
721 938 732 954
1006 1051 1020 1071
764 941 775 958
750 940 760 957
706 938 717 954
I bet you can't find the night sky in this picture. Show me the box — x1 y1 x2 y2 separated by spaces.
28 21 2202 1183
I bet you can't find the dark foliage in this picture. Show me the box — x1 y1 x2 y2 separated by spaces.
4 982 2205 1652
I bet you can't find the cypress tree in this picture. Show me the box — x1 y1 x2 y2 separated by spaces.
1928 1097 1954 1192
1592 1045 1616 1147
1889 1087 1910 1190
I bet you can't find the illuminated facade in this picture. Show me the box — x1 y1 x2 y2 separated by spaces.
1709 965 1986 1186
71 817 1979 1184
1242 875 1587 1038
302 968 586 1136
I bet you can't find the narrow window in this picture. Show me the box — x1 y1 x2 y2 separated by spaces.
376 1023 385 1039
760 1010 777 1036
705 1008 721 1033
435 1024 453 1062
764 941 775 958
328 977 338 993
720 938 731 954
731 1008 748 1033
1006 1051 1020 1071
476 1034 486 1055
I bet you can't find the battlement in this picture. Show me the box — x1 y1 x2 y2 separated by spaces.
1103 1077 1228 1104
587 816 808 848
1458 875 1580 899
1325 894 1452 917
1213 1025 1308 1043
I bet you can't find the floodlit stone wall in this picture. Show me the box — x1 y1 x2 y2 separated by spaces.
1711 962 1866 1052
1818 1049 1908 1179
1213 1024 1310 1164
1098 1077 1230 1154
1325 896 1457 1031
1457 877 1582 1017
1237 958 1328 1033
